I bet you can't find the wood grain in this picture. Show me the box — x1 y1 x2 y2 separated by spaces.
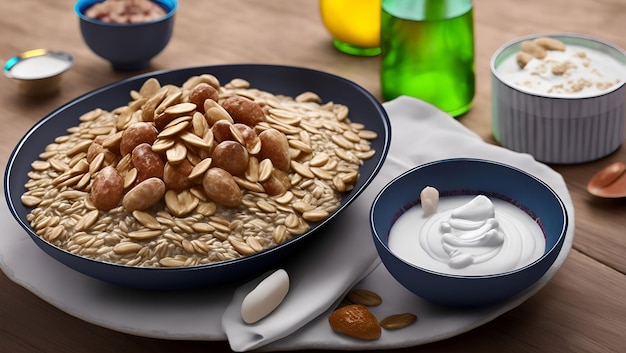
0 0 624 352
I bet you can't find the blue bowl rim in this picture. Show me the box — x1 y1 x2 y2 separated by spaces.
370 157 569 280
74 0 178 26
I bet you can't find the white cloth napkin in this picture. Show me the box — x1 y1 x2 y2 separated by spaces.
0 96 574 352
221 96 575 351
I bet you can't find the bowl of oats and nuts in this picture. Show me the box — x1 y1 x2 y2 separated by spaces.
4 64 390 290
75 0 177 70
491 33 626 164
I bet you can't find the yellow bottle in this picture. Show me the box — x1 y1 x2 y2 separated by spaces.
319 0 381 56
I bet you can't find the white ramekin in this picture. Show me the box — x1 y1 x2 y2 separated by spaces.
491 33 626 164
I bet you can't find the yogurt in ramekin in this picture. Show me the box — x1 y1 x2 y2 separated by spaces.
491 33 626 164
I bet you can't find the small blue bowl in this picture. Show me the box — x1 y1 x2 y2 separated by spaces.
74 0 177 71
370 158 568 307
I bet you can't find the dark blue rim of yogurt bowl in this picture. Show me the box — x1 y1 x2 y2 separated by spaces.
490 32 626 100
74 0 178 26
370 158 569 279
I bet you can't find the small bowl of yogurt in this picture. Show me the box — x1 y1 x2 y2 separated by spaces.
370 158 568 307
491 33 626 164
3 49 73 97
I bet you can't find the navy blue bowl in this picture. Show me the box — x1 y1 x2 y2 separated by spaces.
5 64 390 290
75 0 177 70
370 158 568 307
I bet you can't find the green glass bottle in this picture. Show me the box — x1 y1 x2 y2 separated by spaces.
380 0 475 117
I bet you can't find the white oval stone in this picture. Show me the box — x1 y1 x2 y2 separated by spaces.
241 269 290 324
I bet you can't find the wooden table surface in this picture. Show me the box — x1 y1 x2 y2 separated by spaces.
1 1 624 352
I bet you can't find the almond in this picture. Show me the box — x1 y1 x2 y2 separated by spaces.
533 37 566 51
379 313 418 330
520 40 547 59
328 304 381 340
347 289 382 306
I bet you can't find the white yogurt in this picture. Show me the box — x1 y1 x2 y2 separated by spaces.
8 54 73 80
497 44 626 97
388 195 545 276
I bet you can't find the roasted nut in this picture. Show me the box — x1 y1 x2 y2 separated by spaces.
119 122 158 156
533 37 566 51
163 160 194 190
204 100 234 125
154 102 196 130
131 143 164 182
221 96 266 126
520 40 547 59
164 189 199 217
259 128 291 171
191 111 209 137
328 304 381 340
379 313 418 330
187 74 220 91
165 141 187 164
188 157 212 180
141 87 168 122
188 83 219 113
202 167 243 207
212 140 249 176
296 91 322 103
516 52 534 69
101 131 123 152
261 169 291 196
232 123 261 154
212 119 234 143
155 90 183 116
258 158 273 182
90 166 124 211
347 289 383 306
122 177 166 211
138 78 161 98
87 136 119 167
